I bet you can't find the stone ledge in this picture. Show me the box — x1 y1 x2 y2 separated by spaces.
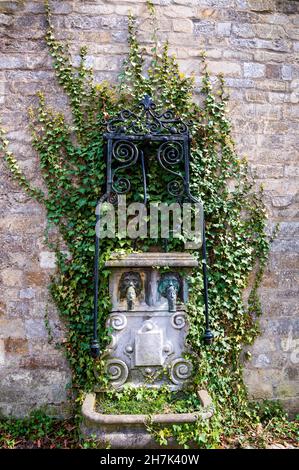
105 252 199 268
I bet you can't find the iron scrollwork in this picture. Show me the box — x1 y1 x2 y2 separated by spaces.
157 141 185 197
111 140 139 194
105 95 190 136
91 94 214 360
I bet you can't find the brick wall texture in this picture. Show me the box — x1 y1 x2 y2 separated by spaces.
0 0 298 417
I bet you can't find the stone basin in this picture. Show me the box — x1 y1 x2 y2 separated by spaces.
81 390 214 449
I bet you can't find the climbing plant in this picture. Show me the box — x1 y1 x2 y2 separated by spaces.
2 1 292 448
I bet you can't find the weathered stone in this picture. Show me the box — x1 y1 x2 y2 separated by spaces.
94 56 121 72
248 0 275 12
1 268 23 287
255 23 286 40
216 22 231 37
266 64 281 79
208 61 241 77
172 18 193 33
25 272 47 287
39 251 56 269
0 339 5 365
73 4 114 15
19 288 35 300
244 62 265 78
245 90 267 102
5 338 28 355
0 318 24 338
0 301 5 317
0 1 21 14
81 391 213 448
0 368 70 405
281 64 293 81
232 23 255 38
251 164 284 179
193 20 215 35
0 0 298 418
243 369 275 399
24 319 47 339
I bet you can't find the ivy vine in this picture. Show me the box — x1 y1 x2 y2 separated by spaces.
1 1 289 448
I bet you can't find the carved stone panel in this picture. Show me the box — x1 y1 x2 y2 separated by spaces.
135 321 163 367
101 253 198 390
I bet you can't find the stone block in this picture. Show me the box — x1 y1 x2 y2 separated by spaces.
244 369 276 399
19 354 68 371
208 61 241 77
39 251 56 269
163 5 193 18
251 164 284 179
19 288 35 299
173 19 193 33
0 215 45 234
284 166 299 178
0 368 70 405
5 338 28 355
0 268 23 287
244 62 265 78
25 271 47 287
281 65 293 81
0 1 21 14
48 1 73 15
266 64 281 79
274 222 299 239
0 339 5 365
94 56 120 72
25 319 47 339
0 301 5 317
73 4 114 15
223 49 253 61
248 0 275 12
232 23 255 38
255 23 285 40
285 367 298 381
225 77 255 88
0 318 24 338
275 382 299 398
216 22 231 37
193 20 215 36
245 90 267 102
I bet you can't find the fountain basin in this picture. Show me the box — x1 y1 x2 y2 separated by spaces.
81 390 214 449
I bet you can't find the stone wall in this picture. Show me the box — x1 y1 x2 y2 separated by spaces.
0 0 298 417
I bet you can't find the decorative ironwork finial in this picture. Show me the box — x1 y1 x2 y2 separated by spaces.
140 94 154 111
104 95 189 136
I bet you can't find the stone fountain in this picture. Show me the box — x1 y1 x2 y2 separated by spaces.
81 96 214 448
81 252 213 448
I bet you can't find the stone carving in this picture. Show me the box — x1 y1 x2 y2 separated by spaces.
171 312 186 329
170 358 193 385
127 283 136 310
104 335 117 356
119 272 142 311
108 313 127 331
158 274 181 312
166 281 177 312
105 359 129 388
135 321 163 366
141 367 160 381
103 253 198 389
163 341 173 356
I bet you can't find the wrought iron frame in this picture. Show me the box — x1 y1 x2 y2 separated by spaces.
91 95 213 358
